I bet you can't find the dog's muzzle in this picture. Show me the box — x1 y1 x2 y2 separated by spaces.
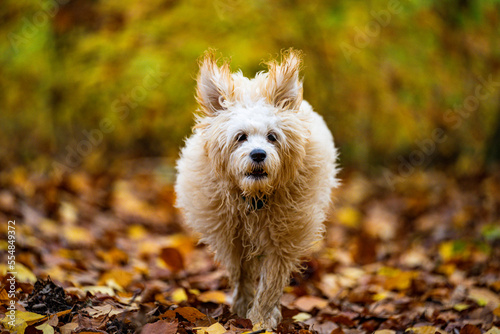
246 166 268 179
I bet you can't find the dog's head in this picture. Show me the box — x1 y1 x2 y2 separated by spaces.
195 49 310 197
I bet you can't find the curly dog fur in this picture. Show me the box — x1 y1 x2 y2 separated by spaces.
175 49 339 329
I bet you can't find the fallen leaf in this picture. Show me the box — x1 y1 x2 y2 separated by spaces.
171 287 188 303
197 290 227 304
469 287 500 307
485 327 500 334
16 312 48 326
195 322 226 334
59 323 78 334
336 206 362 228
141 320 178 334
292 312 312 322
405 326 446 334
170 307 207 322
1 311 48 334
160 247 185 272
453 303 471 312
83 304 131 318
99 268 133 289
494 306 500 317
35 322 55 334
0 263 37 283
293 295 328 312
82 286 116 296
63 225 93 245
460 324 481 334
47 315 58 327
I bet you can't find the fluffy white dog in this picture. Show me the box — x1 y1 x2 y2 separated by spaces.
175 49 339 329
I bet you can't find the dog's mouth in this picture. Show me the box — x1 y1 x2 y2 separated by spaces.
246 167 268 179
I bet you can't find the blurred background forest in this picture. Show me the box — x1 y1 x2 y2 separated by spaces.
1 0 500 177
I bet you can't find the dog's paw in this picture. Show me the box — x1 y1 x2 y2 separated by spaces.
232 297 251 318
248 306 281 331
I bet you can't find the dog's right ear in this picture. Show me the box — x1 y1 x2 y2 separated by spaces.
196 50 234 115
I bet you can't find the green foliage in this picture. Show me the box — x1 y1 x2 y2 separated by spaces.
1 0 499 173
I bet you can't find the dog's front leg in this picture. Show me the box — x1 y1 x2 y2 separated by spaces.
231 257 256 317
225 240 255 318
247 254 290 330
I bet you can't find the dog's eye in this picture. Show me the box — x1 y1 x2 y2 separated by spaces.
267 133 277 142
237 133 247 142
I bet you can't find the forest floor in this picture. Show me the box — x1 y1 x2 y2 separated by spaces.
0 164 499 334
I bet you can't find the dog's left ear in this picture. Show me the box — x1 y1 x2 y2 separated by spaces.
196 50 234 115
266 49 303 110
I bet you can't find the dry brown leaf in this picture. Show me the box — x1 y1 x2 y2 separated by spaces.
59 323 78 334
160 306 208 323
141 320 178 334
460 324 481 334
293 295 328 312
468 287 500 307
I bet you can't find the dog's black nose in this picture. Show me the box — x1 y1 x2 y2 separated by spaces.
250 149 266 163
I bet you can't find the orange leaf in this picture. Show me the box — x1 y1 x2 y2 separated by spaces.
159 247 184 272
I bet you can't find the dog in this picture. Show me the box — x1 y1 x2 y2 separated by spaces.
175 49 339 329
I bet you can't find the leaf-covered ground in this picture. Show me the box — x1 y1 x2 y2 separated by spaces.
1 165 500 333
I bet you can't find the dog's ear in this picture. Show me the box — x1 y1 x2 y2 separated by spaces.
196 50 234 115
266 49 303 110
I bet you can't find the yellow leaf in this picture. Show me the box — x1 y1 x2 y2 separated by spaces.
99 268 133 289
0 263 37 283
436 263 456 277
1 311 48 334
171 288 187 303
195 322 226 334
336 206 361 228
197 290 227 304
405 326 446 334
373 290 392 301
128 224 148 239
36 322 55 334
1 315 28 334
382 269 418 291
249 323 273 333
292 312 311 322
64 225 93 245
485 327 500 334
453 303 470 312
